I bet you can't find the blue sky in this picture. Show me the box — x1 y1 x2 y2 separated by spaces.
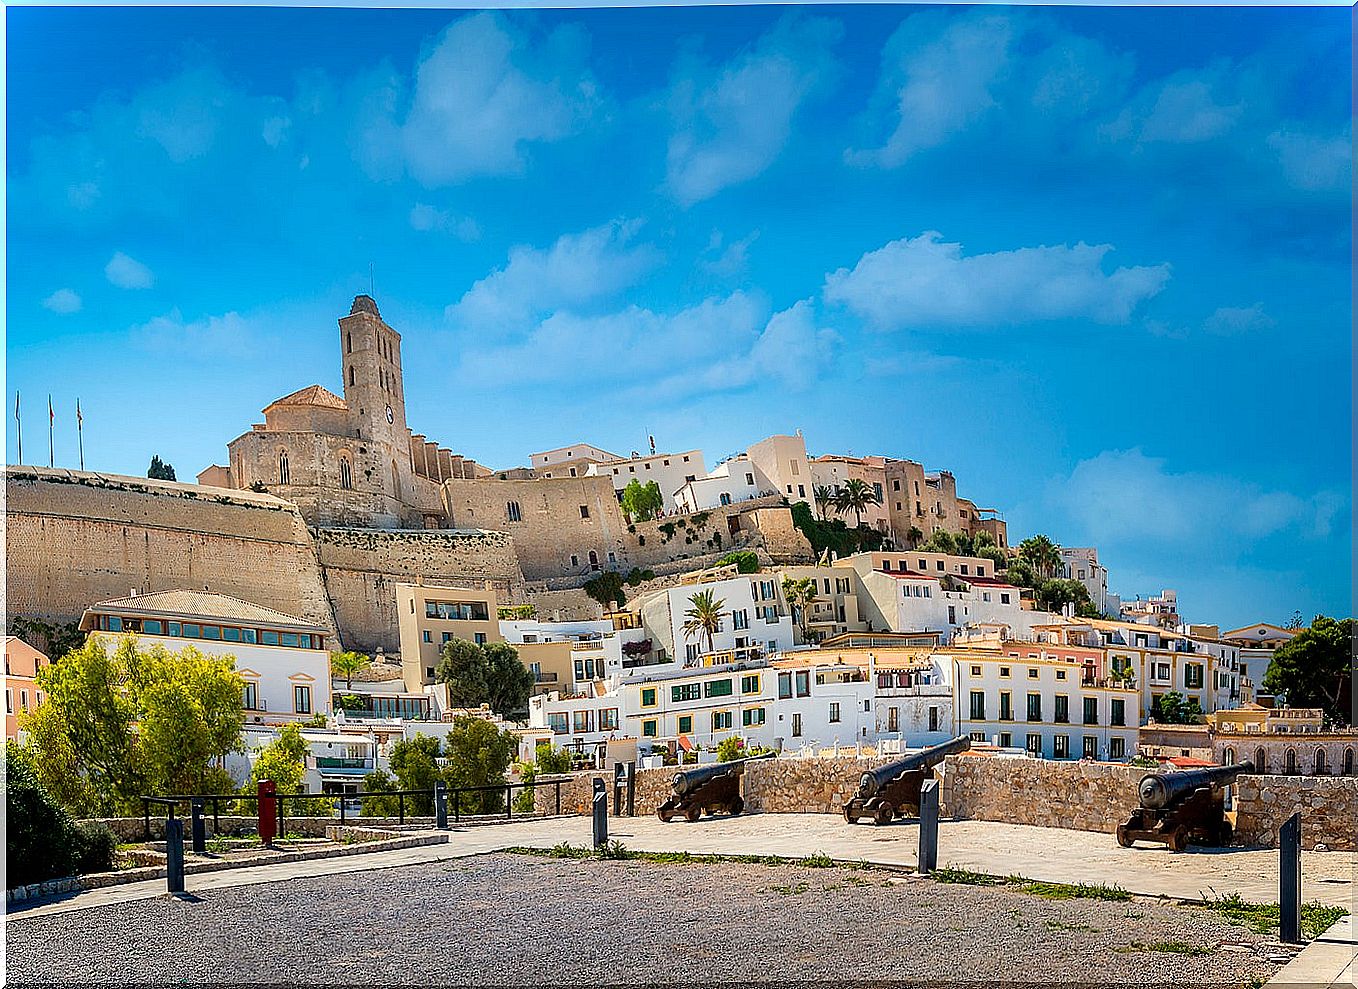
6 4 1351 629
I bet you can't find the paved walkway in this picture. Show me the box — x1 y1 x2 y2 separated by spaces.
12 814 1357 920
1266 915 1357 988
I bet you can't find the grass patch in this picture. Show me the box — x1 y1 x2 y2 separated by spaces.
1114 941 1213 956
1198 893 1348 939
770 881 811 895
932 865 1005 886
1014 879 1131 902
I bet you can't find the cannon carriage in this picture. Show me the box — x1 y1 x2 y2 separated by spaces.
656 752 772 823
842 735 970 825
1116 761 1255 851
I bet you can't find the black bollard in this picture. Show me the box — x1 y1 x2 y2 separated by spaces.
1279 811 1302 943
165 817 186 895
613 764 625 817
592 777 608 847
626 761 636 818
917 778 940 874
434 781 448 830
190 798 207 855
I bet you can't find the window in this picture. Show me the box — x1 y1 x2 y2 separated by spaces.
999 692 1012 721
281 632 300 648
570 555 579 568
745 473 755 486
588 550 599 570
970 665 982 676
507 501 522 522
794 670 810 697
743 707 766 727
1083 696 1098 725
340 456 353 491
183 623 201 638
144 619 163 635
1054 695 1069 724
1314 749 1326 775
573 710 592 733
1083 736 1098 759
1110 698 1126 727
887 707 899 732
741 674 760 694
733 610 749 631
1255 747 1267 773
1054 734 1070 759
1110 737 1126 759
423 630 432 643
1285 748 1297 775
677 715 693 735
712 711 733 731
1027 734 1042 756
4 690 11 714
1000 666 1011 678
1028 667 1039 679
278 450 290 485
969 690 986 720
829 702 841 723
720 492 732 506
641 687 657 708
928 707 939 732
642 719 658 738
1000 593 1010 605
1055 669 1066 681
1344 748 1354 775
222 626 240 642
791 713 802 737
672 683 701 702
778 672 793 699
1027 693 1042 722
580 505 590 519
293 685 312 714
1184 664 1204 689
705 679 733 698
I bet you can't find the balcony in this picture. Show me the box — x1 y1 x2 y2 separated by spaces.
313 757 374 773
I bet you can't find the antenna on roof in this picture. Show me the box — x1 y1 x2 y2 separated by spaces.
369 262 375 298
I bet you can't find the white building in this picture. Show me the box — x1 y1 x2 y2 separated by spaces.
746 432 813 503
529 442 621 477
80 589 332 726
1059 547 1111 617
673 454 775 513
590 450 706 514
638 575 797 667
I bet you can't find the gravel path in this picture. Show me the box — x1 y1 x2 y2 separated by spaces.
9 853 1284 986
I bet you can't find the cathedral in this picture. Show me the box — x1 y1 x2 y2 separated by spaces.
197 296 486 529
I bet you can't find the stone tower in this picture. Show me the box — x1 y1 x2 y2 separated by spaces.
339 295 413 509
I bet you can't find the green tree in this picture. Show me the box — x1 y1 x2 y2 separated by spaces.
813 484 836 521
918 530 961 555
1283 610 1306 630
242 723 328 814
790 501 883 558
1262 616 1354 725
436 638 491 708
834 478 882 528
1018 535 1062 580
329 650 371 691
1151 691 1203 725
359 768 402 817
535 743 574 774
24 637 243 816
389 734 443 814
718 551 760 574
9 616 84 661
682 588 726 656
1034 578 1098 617
7 741 81 887
442 715 518 815
781 576 819 641
1005 558 1037 589
905 526 924 549
481 642 534 719
583 570 627 608
620 479 664 521
977 544 1009 572
147 455 176 481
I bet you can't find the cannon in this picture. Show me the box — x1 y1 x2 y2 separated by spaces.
656 752 773 823
842 735 971 825
1116 761 1255 851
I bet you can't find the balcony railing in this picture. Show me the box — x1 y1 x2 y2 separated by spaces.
313 757 373 770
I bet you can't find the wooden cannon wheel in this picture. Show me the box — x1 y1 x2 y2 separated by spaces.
1166 826 1189 852
873 802 895 825
728 795 744 816
1115 825 1133 848
657 807 675 823
684 804 702 823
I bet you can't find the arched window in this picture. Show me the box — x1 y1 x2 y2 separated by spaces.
346 331 352 354
588 550 599 570
349 365 356 387
1314 749 1326 776
1285 748 1297 775
1224 746 1236 766
339 455 353 491
1344 748 1355 776
391 461 400 501
278 450 290 485
506 501 522 523
1255 747 1267 773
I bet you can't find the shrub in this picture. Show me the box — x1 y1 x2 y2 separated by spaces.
718 551 760 574
73 821 118 875
6 742 82 887
535 743 574 774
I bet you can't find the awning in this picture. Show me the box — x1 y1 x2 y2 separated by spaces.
677 734 695 752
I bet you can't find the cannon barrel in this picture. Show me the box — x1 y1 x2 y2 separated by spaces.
1137 761 1255 810
672 751 774 796
858 735 971 798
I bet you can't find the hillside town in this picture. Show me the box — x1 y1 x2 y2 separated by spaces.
8 296 1353 804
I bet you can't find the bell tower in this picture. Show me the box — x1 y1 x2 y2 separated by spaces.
338 295 412 510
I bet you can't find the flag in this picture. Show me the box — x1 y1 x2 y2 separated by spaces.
76 398 85 470
76 399 82 426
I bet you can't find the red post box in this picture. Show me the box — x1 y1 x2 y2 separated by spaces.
257 779 277 847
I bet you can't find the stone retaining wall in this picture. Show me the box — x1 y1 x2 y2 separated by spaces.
939 756 1144 833
92 815 438 842
1234 775 1358 850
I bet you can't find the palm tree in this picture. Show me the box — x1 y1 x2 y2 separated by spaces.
905 526 923 549
681 588 726 656
1018 534 1062 580
813 484 836 521
329 650 371 691
781 576 819 642
834 478 882 528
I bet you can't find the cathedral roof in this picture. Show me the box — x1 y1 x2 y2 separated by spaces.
263 384 348 413
79 589 325 633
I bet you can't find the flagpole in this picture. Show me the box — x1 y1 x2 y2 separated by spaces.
48 394 54 468
77 399 85 471
14 391 21 465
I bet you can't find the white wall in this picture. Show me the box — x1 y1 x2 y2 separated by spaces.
592 450 705 512
665 576 796 664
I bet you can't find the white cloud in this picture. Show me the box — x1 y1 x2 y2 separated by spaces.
666 17 841 205
1267 128 1351 193
261 115 292 148
447 219 659 331
104 251 155 289
130 308 256 357
1103 65 1243 145
361 12 601 186
1204 303 1274 336
131 67 231 162
42 288 82 314
847 13 1013 167
700 229 760 278
409 203 481 241
1052 448 1344 548
823 231 1169 330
